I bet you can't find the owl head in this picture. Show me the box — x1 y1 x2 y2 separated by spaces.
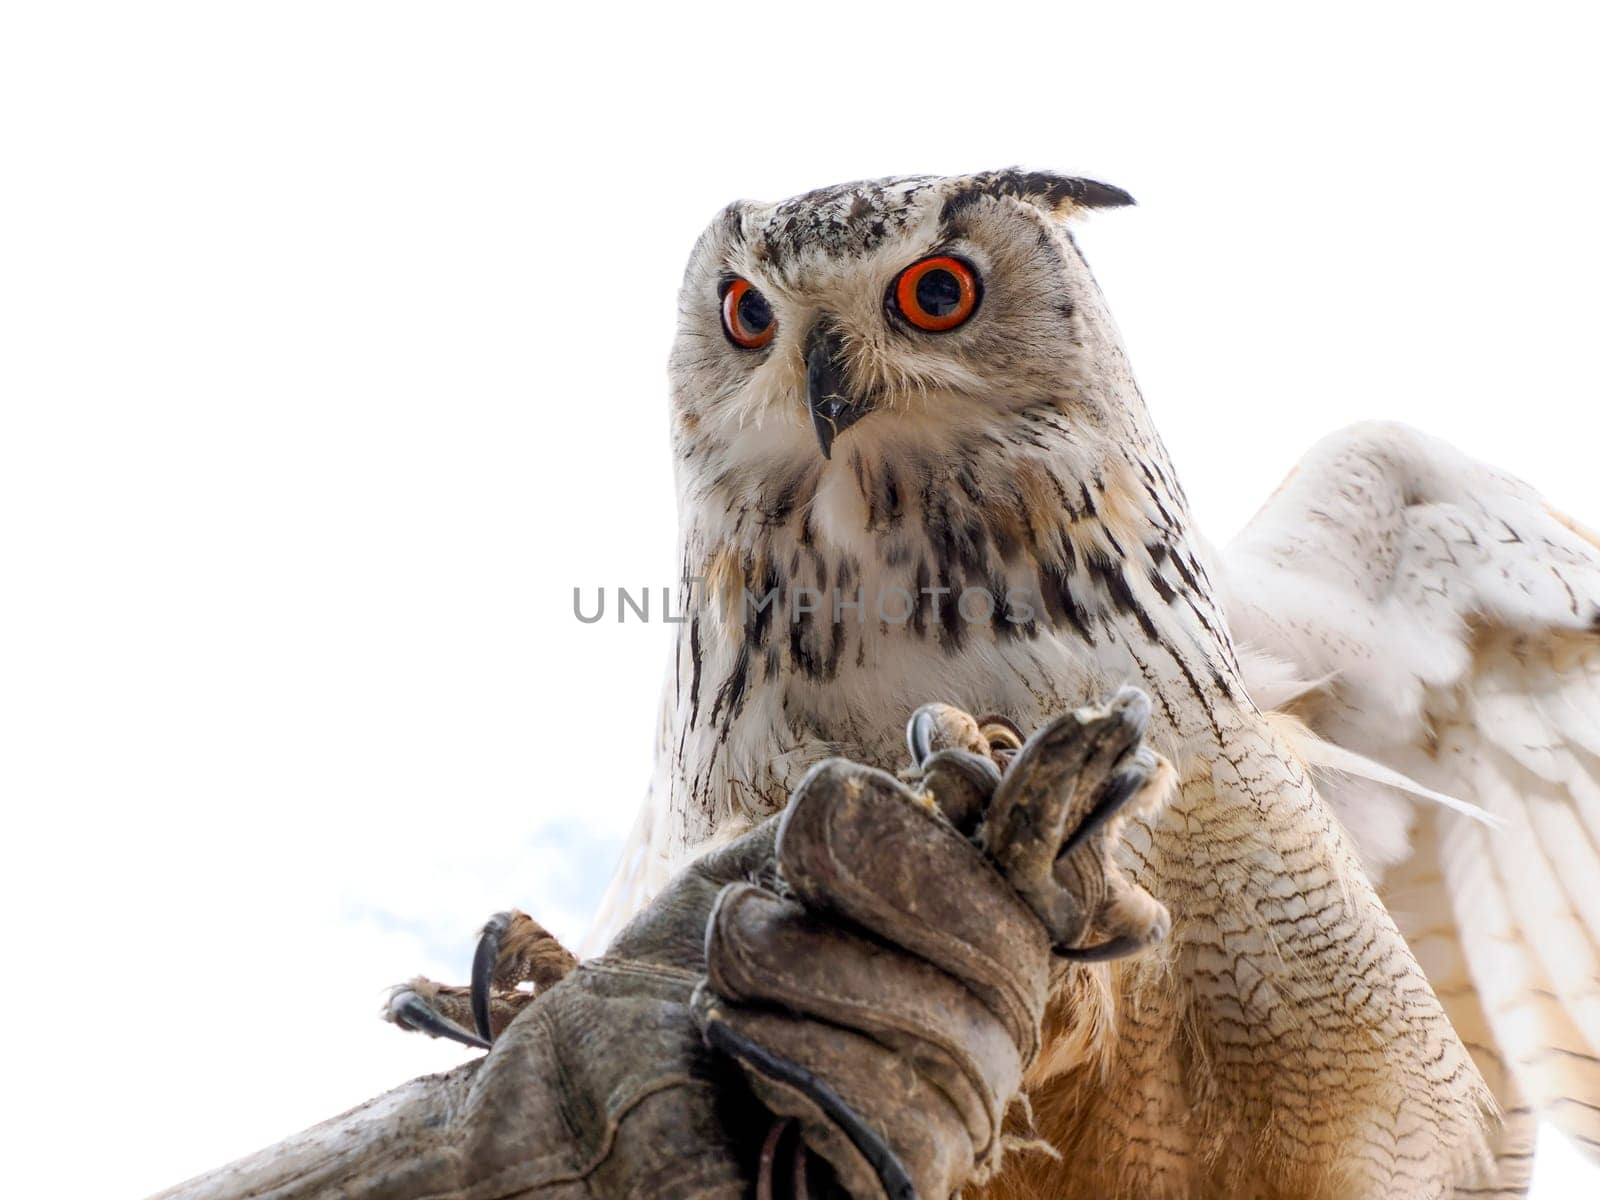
669 170 1141 497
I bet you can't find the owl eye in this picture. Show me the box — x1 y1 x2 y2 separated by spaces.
720 278 776 349
892 256 980 332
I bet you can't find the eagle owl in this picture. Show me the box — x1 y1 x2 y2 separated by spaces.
594 170 1600 1198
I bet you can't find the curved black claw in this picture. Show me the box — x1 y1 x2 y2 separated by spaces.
906 705 941 768
387 987 490 1051
1056 747 1157 863
974 713 1024 751
1053 933 1152 963
472 911 516 1044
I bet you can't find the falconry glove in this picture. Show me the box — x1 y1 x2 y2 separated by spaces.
157 693 1167 1200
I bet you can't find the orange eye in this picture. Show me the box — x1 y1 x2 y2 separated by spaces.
892 256 980 332
721 278 776 349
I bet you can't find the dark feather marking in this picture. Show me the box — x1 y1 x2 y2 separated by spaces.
956 459 985 506
1167 640 1216 713
1010 483 1040 550
1054 529 1078 574
988 503 1022 561
1140 478 1181 533
748 560 780 649
687 615 703 730
882 465 902 525
835 557 856 592
1121 638 1183 733
787 605 842 682
789 610 816 677
710 643 751 730
1042 467 1076 516
673 558 686 706
1169 547 1205 598
1037 560 1094 642
1210 666 1236 700
938 579 966 654
762 466 814 526
827 618 848 675
922 484 992 581
1182 593 1232 666
1087 550 1160 643
1148 568 1178 604
989 573 1034 641
1169 548 1236 675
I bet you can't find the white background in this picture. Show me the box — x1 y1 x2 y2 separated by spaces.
3 2 1597 1195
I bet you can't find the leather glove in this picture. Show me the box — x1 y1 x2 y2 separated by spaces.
154 691 1168 1200
455 753 1063 1200
692 686 1170 1198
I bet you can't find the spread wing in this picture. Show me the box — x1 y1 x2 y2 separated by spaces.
1221 421 1600 1191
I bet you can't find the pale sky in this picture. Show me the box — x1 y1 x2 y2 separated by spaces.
2 3 1597 1195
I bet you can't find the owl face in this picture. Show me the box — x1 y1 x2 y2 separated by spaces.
669 171 1134 485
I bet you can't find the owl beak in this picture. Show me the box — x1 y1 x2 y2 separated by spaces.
805 321 870 460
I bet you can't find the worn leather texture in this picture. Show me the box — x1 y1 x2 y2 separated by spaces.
154 697 1163 1200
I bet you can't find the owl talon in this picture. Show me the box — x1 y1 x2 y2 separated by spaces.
471 911 515 1042
975 714 1025 751
470 909 579 1043
907 704 1031 767
905 703 988 766
385 983 491 1051
1057 746 1159 862
907 706 939 766
1053 932 1154 963
385 912 577 1049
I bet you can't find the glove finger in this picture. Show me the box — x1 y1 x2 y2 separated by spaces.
913 748 1001 836
605 818 779 970
776 758 1050 1050
980 687 1153 946
982 688 1148 877
704 881 1021 1146
694 989 969 1200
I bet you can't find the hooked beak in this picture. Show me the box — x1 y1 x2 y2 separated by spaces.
805 321 871 460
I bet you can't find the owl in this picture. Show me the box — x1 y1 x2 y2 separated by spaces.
591 170 1600 1198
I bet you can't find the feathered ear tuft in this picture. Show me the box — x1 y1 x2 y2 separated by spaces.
958 169 1135 218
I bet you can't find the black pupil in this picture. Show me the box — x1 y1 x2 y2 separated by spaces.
737 288 772 334
914 267 962 317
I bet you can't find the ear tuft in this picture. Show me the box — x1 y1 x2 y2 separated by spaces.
959 169 1135 218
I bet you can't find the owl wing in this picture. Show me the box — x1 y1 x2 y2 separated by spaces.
1220 421 1600 1180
